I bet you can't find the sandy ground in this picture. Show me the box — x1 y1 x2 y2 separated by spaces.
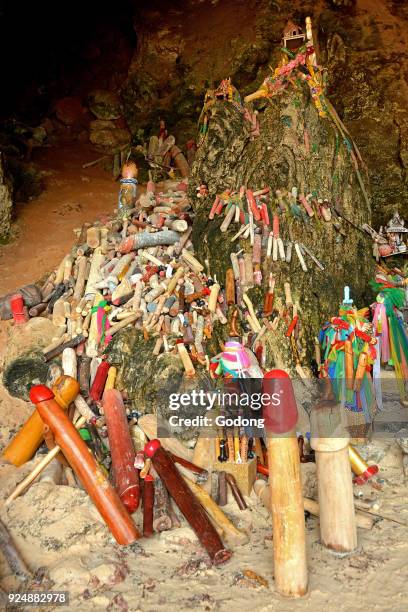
0 320 407 612
0 423 407 612
0 145 117 294
0 145 408 610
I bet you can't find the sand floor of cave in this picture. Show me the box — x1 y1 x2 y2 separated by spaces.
0 144 118 295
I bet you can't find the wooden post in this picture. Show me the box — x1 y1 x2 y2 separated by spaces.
28 386 140 544
55 255 69 285
104 366 117 391
145 440 231 564
208 283 220 313
109 254 134 281
100 227 108 254
73 395 95 422
268 437 308 596
310 399 357 553
52 298 66 327
73 256 87 302
244 88 267 103
263 370 308 597
181 249 204 273
225 268 235 305
85 249 105 299
220 205 236 232
86 226 100 249
143 474 155 537
103 389 140 512
119 230 180 254
63 256 73 283
152 476 172 532
176 342 195 377
2 376 79 467
108 312 140 336
165 219 188 232
86 292 104 357
166 266 185 295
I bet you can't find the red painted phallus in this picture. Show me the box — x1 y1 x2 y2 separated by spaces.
103 389 140 513
30 384 140 545
10 293 28 324
144 439 231 564
262 369 299 434
89 361 110 401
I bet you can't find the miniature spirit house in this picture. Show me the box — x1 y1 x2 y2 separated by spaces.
385 212 407 253
282 21 306 52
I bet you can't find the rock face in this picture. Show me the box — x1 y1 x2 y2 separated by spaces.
89 119 131 149
104 69 375 385
190 82 374 369
319 0 408 225
120 0 408 224
88 90 123 120
104 329 212 441
121 0 272 144
0 153 13 243
1 317 59 401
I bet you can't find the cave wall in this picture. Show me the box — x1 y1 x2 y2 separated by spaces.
121 0 408 225
189 87 374 369
121 0 270 143
0 154 13 243
1 0 407 226
320 0 408 225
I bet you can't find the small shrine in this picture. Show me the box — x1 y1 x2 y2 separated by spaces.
386 212 408 248
282 21 306 52
376 212 408 257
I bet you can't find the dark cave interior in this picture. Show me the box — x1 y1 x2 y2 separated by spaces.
0 0 137 120
0 0 408 229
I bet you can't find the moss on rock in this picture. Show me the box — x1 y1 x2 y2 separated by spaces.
104 328 213 442
189 87 375 372
3 353 49 401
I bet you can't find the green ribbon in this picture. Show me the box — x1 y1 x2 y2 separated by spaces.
280 47 296 59
90 300 110 346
